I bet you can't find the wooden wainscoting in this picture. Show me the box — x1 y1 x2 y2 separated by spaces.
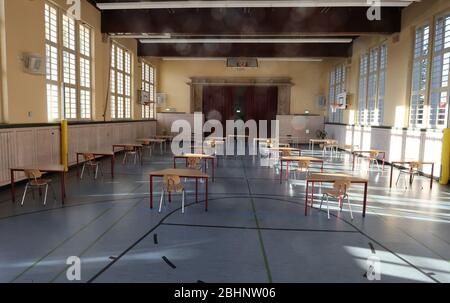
0 121 156 186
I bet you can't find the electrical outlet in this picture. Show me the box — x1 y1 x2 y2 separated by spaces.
305 129 310 134
28 111 32 118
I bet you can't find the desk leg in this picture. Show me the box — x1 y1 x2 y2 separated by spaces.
382 155 385 171
111 155 115 178
389 164 394 188
173 157 177 168
304 181 309 216
352 153 356 171
76 154 80 178
10 170 15 203
212 158 215 182
196 178 198 203
150 176 153 209
280 160 283 184
311 182 315 208
321 162 324 172
61 172 66 205
430 164 434 189
363 182 368 217
205 178 208 212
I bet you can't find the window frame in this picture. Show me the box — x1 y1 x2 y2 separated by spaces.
328 63 346 123
110 42 133 120
141 60 156 120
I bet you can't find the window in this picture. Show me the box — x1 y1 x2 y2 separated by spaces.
357 43 387 126
328 64 346 123
410 24 431 128
110 43 132 119
410 14 450 129
45 3 92 121
430 13 450 128
141 61 156 119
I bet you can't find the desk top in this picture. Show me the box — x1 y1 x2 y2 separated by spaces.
150 168 209 178
310 139 337 143
268 147 301 151
307 173 368 183
113 143 143 147
155 135 173 139
175 153 215 159
281 156 323 162
391 160 434 165
352 149 385 154
137 138 166 143
11 164 65 172
77 151 114 156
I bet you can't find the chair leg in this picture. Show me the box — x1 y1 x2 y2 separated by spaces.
80 163 86 179
159 190 165 213
43 184 49 206
182 190 185 214
134 153 137 165
50 184 57 202
94 164 99 180
326 195 330 219
346 195 353 220
320 194 324 210
395 172 401 187
123 153 128 164
21 183 29 206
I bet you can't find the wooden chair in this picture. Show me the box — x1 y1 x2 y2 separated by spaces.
159 175 186 214
80 153 102 180
140 140 153 157
294 160 311 179
123 145 138 165
21 169 56 206
323 140 338 157
368 151 380 171
396 161 421 189
320 180 353 220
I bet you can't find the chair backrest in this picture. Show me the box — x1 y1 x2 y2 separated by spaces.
187 157 201 169
24 169 42 181
281 150 291 157
83 153 95 162
410 161 421 170
344 144 353 150
298 160 310 171
163 175 183 192
125 145 136 152
333 180 351 195
369 151 379 159
141 140 151 145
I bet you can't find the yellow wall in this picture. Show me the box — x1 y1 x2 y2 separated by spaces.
147 59 332 115
0 0 146 124
342 0 450 128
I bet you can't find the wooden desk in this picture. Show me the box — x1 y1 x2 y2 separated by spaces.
173 154 216 181
309 139 337 151
305 173 369 217
351 150 386 171
76 151 115 178
268 147 301 152
113 143 143 165
137 138 166 154
279 156 324 183
389 161 434 189
10 164 66 204
150 168 209 211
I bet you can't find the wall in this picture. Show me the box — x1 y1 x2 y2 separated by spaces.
0 120 156 186
0 0 149 124
340 0 450 128
147 59 332 115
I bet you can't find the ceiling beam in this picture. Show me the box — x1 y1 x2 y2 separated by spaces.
96 0 416 10
101 7 401 35
138 43 352 58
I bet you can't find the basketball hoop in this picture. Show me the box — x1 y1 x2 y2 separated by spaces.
330 103 339 113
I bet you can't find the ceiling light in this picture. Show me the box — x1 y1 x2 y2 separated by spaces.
97 1 417 10
140 38 353 44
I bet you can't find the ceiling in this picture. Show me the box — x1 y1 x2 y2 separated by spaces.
89 0 416 58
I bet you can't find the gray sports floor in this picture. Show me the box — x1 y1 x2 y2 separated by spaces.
0 149 449 283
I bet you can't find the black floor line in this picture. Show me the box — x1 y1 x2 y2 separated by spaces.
162 256 177 269
153 234 158 245
161 222 359 233
369 242 376 254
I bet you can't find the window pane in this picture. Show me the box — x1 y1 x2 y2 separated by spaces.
46 44 58 81
45 4 58 44
63 51 76 85
46 84 59 121
80 90 91 119
80 58 91 88
79 24 91 57
62 15 76 51
64 86 77 119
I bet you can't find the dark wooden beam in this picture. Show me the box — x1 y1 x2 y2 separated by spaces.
101 7 401 35
138 43 352 58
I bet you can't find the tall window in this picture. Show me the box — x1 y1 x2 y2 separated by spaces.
328 64 346 123
45 3 92 121
410 25 431 128
141 61 156 119
430 13 450 128
357 43 387 126
111 43 132 119
410 14 450 129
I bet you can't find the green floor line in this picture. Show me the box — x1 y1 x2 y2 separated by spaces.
9 207 112 283
48 199 143 283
